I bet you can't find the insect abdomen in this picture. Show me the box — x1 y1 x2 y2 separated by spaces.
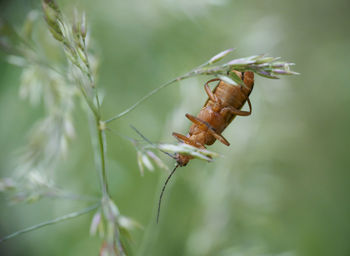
215 71 254 126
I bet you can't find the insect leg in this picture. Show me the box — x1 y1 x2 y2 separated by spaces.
221 98 252 116
172 132 203 148
185 113 230 146
204 79 220 102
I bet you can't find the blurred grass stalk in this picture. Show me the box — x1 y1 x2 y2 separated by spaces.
0 0 298 255
41 0 128 254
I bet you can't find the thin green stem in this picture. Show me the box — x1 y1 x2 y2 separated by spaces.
0 203 100 243
77 80 100 118
97 122 109 198
78 45 108 201
104 59 224 124
104 77 177 123
77 37 109 200
104 69 202 124
86 102 109 200
86 112 105 198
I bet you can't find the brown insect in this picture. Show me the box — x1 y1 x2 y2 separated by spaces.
157 70 255 222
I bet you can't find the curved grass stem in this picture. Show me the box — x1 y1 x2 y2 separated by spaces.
0 203 100 243
104 68 205 124
105 78 178 124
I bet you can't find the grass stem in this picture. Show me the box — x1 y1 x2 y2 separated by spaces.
0 203 100 243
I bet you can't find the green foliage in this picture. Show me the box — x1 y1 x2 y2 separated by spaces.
1 0 349 256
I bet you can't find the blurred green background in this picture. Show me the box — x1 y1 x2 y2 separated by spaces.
1 0 350 255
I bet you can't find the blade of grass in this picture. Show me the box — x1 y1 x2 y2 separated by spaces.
0 203 100 243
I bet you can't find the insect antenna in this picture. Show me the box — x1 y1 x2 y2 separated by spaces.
130 125 177 160
157 164 179 223
129 126 182 222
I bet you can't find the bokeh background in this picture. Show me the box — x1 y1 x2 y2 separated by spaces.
1 0 350 255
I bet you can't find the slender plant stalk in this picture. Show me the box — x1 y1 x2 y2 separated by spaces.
77 80 100 118
0 203 100 243
103 57 231 124
87 111 105 193
104 70 201 124
97 120 108 198
105 77 178 123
